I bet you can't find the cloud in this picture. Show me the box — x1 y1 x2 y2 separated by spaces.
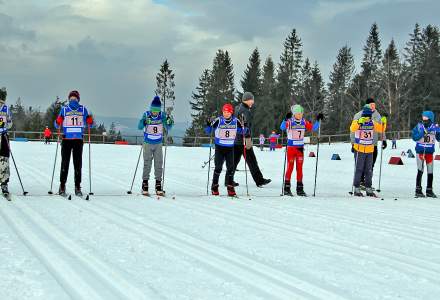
0 13 36 40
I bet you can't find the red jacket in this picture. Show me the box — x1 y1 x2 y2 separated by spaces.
43 128 52 138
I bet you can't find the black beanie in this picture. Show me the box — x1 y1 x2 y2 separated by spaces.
365 98 375 105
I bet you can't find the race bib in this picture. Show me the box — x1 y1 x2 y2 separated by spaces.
287 129 305 141
218 128 236 139
146 124 163 135
358 129 373 145
64 115 84 128
419 133 436 145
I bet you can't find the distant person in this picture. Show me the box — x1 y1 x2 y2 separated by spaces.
55 90 94 197
259 134 265 151
269 131 280 151
43 126 52 144
392 137 397 149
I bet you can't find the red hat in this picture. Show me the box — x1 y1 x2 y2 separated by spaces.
68 90 80 101
222 103 234 113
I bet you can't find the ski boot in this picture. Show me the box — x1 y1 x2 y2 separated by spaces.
1 184 9 196
211 183 220 196
142 180 149 196
75 185 83 197
283 180 293 196
296 182 307 197
155 180 165 196
228 181 239 187
426 188 437 198
415 186 425 198
366 187 377 198
257 178 271 187
227 185 237 197
353 187 364 197
59 183 67 196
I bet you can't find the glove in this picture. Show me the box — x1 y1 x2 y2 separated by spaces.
245 137 253 150
382 140 387 150
166 116 174 126
285 112 292 121
381 116 387 125
316 113 324 121
56 116 64 126
86 116 94 126
358 117 369 124
351 144 355 153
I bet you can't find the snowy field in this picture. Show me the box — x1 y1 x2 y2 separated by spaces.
0 139 439 300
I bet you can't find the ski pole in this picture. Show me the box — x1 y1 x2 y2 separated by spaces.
202 154 215 168
376 125 385 192
86 125 93 200
241 114 249 198
313 122 321 197
350 146 360 196
206 128 214 195
127 144 143 194
280 130 288 196
5 135 28 195
48 128 61 194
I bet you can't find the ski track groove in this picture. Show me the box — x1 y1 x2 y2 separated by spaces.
67 198 352 300
167 176 440 240
172 198 440 283
5 199 152 300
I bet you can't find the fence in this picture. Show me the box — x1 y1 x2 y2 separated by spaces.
9 130 412 147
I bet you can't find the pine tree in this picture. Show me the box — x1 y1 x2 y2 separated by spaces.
10 97 26 131
0 87 6 101
44 96 66 131
380 39 404 131
275 29 303 128
155 59 176 116
326 46 355 134
299 59 326 120
254 56 277 135
239 48 262 100
359 23 383 100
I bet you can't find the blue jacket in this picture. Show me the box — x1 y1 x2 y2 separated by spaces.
412 122 440 154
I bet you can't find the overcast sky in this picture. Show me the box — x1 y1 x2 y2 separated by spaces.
1 0 438 122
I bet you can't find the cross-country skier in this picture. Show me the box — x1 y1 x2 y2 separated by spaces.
138 96 174 196
206 103 244 196
411 111 440 198
55 90 94 196
233 92 271 187
351 98 387 190
0 88 13 197
43 126 52 144
259 134 265 151
269 131 280 151
280 104 322 196
350 105 385 197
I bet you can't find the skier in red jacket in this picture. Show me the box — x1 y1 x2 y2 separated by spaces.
43 126 52 144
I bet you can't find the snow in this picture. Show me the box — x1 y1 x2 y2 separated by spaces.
0 139 439 300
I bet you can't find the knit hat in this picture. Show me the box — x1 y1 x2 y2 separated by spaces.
362 104 373 117
68 90 80 101
222 103 234 114
291 104 304 114
150 96 161 113
365 98 375 105
242 92 254 102
422 111 435 123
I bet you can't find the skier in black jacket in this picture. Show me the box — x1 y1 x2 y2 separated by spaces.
233 92 271 187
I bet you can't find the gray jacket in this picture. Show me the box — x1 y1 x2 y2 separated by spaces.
350 110 385 145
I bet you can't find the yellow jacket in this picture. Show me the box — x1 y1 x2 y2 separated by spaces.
350 120 385 153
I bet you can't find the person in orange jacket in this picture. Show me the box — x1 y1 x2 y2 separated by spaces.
54 90 93 196
350 104 386 197
43 126 52 144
